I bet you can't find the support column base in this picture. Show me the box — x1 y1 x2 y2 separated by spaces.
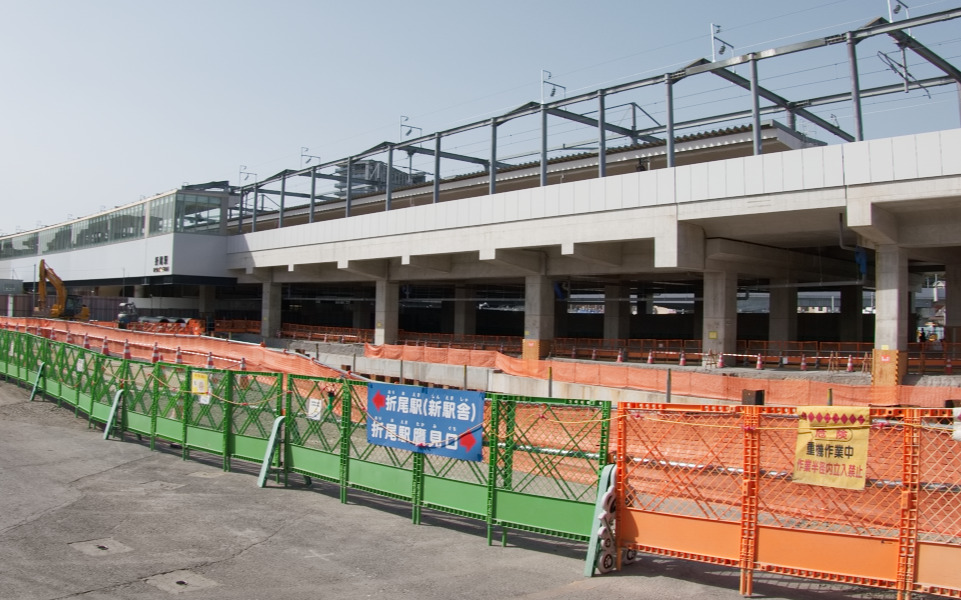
872 349 906 388
522 339 550 360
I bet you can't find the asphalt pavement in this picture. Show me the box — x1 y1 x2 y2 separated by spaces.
0 379 918 600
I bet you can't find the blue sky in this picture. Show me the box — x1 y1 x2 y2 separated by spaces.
2 0 959 233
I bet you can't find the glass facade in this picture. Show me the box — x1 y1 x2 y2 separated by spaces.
148 193 176 235
0 191 225 259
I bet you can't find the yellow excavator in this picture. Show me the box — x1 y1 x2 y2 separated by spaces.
35 259 90 321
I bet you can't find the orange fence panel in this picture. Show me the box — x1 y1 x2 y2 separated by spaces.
614 405 961 597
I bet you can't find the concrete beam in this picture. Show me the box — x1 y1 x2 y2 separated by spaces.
847 203 898 246
655 220 705 270
479 248 544 274
560 242 622 267
705 238 856 281
401 254 452 273
337 259 389 279
244 266 274 283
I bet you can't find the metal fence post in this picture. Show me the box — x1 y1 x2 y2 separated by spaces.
486 395 502 545
339 380 352 504
739 405 761 596
223 369 234 472
896 409 922 599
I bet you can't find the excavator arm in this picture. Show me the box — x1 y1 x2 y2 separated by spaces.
39 260 69 318
36 260 88 320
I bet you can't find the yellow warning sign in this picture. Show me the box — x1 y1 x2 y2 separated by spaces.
191 372 211 405
793 407 870 490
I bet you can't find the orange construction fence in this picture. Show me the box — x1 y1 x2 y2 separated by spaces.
365 343 961 408
615 404 961 598
0 317 345 380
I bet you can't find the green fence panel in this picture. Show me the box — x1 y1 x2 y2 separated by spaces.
228 370 282 465
184 368 229 468
37 339 62 401
50 341 81 408
418 400 493 521
124 361 154 438
19 335 43 386
0 329 14 377
488 395 611 542
0 329 9 377
88 357 125 426
74 352 107 418
342 380 415 501
7 331 29 380
153 364 190 445
286 375 352 485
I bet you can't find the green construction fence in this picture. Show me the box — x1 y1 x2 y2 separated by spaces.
0 329 612 545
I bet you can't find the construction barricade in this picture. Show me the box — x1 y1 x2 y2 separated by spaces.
610 403 961 598
285 372 612 542
9 325 961 597
2 326 613 550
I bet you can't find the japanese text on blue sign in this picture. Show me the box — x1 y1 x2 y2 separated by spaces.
366 383 485 462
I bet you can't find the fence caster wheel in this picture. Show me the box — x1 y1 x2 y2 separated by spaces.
597 550 616 573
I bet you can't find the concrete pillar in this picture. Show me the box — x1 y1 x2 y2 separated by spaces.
197 285 216 316
692 281 704 341
134 285 148 298
453 285 476 339
374 280 399 346
523 275 555 359
603 284 630 341
702 271 737 356
945 263 960 343
352 301 372 330
261 282 282 338
875 245 909 350
768 280 797 342
839 286 864 342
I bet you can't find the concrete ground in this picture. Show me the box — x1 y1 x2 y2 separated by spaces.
0 380 931 600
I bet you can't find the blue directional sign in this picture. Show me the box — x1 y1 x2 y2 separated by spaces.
366 382 485 462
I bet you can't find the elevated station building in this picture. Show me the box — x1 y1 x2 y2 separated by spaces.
2 9 960 386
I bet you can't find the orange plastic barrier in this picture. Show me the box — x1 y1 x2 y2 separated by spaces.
1 317 346 379
615 404 961 597
366 343 960 407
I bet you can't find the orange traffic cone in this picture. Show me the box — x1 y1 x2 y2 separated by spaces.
756 354 764 370
82 334 90 350
239 357 246 371
647 350 654 364
846 355 854 372
946 356 953 375
123 340 132 360
206 352 214 369
175 347 183 364
679 350 686 367
101 337 110 356
716 353 725 368
800 355 807 371
616 349 624 363
151 343 160 364
591 348 597 360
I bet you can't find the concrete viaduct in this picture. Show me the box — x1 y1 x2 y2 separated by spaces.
230 126 961 379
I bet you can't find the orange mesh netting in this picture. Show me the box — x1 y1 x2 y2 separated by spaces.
1 317 346 379
366 343 959 407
